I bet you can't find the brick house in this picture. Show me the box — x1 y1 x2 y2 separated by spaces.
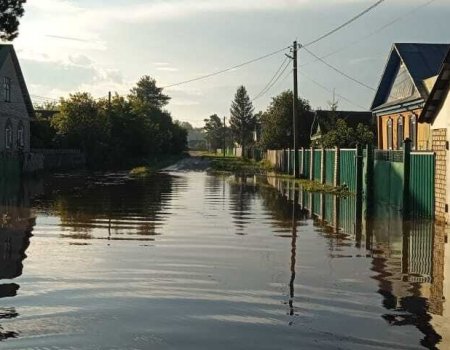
0 44 34 153
371 43 450 151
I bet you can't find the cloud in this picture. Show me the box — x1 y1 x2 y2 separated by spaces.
157 67 179 72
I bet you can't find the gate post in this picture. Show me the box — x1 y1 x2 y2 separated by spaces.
334 147 340 187
321 148 326 184
310 147 314 181
403 138 412 220
365 143 374 216
355 144 363 235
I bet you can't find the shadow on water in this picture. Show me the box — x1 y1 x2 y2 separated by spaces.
0 177 37 341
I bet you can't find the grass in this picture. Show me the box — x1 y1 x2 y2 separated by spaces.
267 173 353 196
129 153 187 177
129 166 153 177
205 155 274 175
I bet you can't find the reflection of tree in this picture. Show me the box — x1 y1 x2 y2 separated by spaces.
228 176 258 235
39 173 177 239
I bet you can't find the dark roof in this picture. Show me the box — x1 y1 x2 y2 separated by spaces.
371 43 450 111
419 49 450 123
311 110 373 136
0 44 35 119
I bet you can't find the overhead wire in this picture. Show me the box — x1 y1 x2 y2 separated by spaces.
302 0 386 48
300 71 367 110
162 46 291 89
301 46 376 91
252 57 291 101
300 0 438 67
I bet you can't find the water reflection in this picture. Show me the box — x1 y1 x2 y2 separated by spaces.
0 178 36 341
265 175 449 349
34 172 181 241
0 172 448 349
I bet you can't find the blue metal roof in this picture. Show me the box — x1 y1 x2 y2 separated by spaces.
371 43 450 112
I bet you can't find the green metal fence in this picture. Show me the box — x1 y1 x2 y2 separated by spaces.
339 150 357 192
410 152 435 218
313 150 321 181
325 150 335 185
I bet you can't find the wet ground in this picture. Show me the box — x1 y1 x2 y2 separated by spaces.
0 171 449 349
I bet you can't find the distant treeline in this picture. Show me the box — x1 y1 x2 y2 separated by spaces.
32 76 187 168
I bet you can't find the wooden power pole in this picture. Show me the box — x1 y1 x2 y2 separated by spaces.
292 41 300 178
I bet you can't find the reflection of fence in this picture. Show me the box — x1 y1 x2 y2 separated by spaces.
266 141 435 219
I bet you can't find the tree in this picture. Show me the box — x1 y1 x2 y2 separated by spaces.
320 119 374 148
204 114 223 152
0 0 26 41
51 93 109 166
259 90 311 150
229 86 256 157
129 75 170 109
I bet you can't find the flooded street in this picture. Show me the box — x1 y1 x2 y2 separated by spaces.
0 171 449 349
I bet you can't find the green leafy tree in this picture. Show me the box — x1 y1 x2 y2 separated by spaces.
204 114 223 152
51 93 109 166
229 86 256 157
0 0 26 41
320 119 374 148
259 90 311 150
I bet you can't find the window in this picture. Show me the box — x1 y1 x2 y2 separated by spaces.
409 114 417 150
387 118 393 150
3 77 11 102
397 116 404 149
17 122 24 148
5 120 13 149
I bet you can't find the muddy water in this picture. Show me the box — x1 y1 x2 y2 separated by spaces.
0 172 449 349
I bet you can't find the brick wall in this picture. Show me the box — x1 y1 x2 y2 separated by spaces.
432 128 447 223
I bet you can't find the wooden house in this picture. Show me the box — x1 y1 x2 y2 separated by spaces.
0 44 34 153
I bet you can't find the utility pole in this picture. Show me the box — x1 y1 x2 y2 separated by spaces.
223 116 226 157
292 41 300 178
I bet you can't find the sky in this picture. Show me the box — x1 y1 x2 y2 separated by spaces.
11 0 450 126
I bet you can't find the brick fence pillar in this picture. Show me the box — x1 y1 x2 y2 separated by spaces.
432 129 447 223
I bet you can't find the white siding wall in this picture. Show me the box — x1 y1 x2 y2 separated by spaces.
0 53 31 152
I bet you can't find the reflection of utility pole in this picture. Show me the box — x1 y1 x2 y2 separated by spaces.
288 190 298 323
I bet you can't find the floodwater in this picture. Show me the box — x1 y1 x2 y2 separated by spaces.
0 171 449 349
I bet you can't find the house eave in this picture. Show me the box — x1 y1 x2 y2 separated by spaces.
372 98 424 117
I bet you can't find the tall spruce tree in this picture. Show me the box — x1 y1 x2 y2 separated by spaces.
229 86 255 158
0 0 26 41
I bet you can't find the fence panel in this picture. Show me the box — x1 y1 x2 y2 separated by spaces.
303 150 311 179
340 150 357 192
410 153 435 218
313 150 321 181
325 150 335 185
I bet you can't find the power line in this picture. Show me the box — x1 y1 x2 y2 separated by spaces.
302 46 376 91
162 46 290 89
302 0 386 48
300 71 367 110
301 0 437 67
252 57 290 101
